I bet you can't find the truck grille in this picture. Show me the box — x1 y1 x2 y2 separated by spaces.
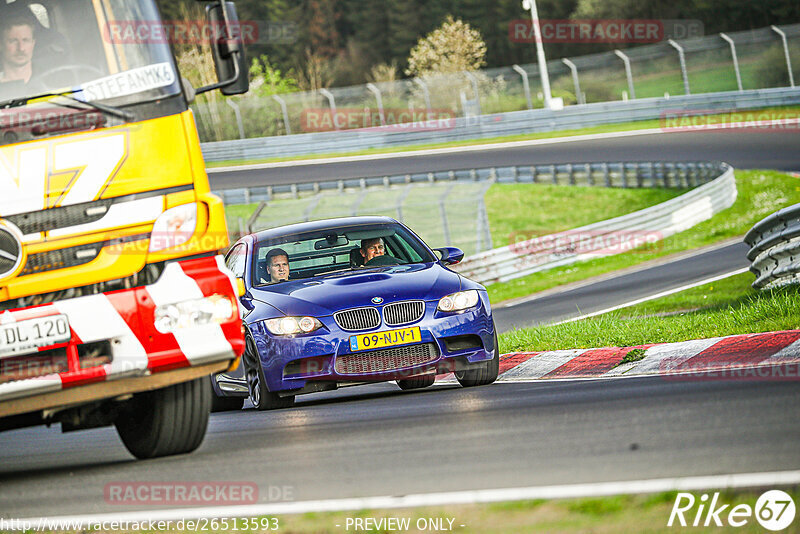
4 185 192 235
335 343 438 375
334 307 380 331
383 300 425 326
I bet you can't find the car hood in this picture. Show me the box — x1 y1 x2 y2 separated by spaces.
249 263 462 317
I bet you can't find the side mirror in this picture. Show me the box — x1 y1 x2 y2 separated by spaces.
196 1 249 96
434 247 464 266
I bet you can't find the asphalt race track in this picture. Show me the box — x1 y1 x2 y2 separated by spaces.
207 129 800 190
1 132 798 519
493 240 750 332
1 376 799 518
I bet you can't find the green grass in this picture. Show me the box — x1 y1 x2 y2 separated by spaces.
500 272 800 353
488 169 800 304
205 106 800 167
72 488 799 533
486 184 686 248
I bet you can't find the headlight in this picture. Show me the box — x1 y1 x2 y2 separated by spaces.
149 204 198 252
154 294 237 333
265 316 323 336
437 290 480 312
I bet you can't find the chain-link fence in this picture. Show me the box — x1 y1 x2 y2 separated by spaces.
193 23 800 142
222 181 493 257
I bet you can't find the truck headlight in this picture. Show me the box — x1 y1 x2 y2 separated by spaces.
154 295 236 333
437 290 480 312
149 204 198 252
265 316 323 336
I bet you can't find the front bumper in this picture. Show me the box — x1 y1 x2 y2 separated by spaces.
251 295 496 393
0 256 244 417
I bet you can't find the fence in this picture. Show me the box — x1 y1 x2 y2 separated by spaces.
193 23 800 145
216 160 727 261
451 162 736 284
744 203 800 289
200 86 800 163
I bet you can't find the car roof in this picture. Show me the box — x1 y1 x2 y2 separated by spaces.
251 216 400 243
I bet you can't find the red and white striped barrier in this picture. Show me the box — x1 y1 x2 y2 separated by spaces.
441 330 800 382
0 256 245 406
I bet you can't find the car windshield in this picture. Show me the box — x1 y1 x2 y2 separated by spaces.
0 0 181 144
252 222 437 286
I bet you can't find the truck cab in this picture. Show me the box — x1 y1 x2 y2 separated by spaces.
0 0 247 459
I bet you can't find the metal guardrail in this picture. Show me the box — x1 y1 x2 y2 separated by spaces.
201 87 800 162
451 162 736 284
744 203 800 289
213 161 723 204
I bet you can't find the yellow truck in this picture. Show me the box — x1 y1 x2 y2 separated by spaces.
0 0 247 458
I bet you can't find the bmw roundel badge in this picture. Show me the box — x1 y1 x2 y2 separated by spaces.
371 296 384 304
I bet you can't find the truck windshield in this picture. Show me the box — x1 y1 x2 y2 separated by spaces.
0 0 181 111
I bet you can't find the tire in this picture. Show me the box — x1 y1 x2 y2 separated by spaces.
211 394 245 413
397 373 436 390
209 376 245 412
115 377 211 459
243 335 295 411
455 328 500 388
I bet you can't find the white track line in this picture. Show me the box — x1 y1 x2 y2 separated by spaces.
495 237 745 309
553 267 749 326
207 118 800 172
23 470 800 524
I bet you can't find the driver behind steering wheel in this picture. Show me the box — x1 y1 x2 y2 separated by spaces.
360 237 401 266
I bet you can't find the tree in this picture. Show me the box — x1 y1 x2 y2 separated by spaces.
406 15 487 76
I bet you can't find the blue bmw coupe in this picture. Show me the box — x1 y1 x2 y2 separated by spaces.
211 216 498 410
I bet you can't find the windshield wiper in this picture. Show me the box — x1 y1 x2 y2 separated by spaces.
0 89 133 121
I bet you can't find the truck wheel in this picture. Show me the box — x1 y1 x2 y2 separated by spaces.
115 377 211 459
397 373 436 390
455 330 500 388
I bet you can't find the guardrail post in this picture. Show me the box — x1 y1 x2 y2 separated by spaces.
225 98 246 139
562 58 584 105
351 190 367 215
720 33 743 92
319 88 339 130
613 50 636 100
439 185 454 245
303 194 322 221
531 165 538 183
620 163 628 188
395 185 413 223
512 64 533 110
585 163 593 186
414 78 433 116
464 71 482 115
567 163 575 185
290 183 298 198
602 163 610 187
668 40 691 95
247 201 267 232
366 83 387 126
271 95 292 135
771 25 796 88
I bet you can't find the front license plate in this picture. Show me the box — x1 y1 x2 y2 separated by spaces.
0 315 71 359
350 327 421 352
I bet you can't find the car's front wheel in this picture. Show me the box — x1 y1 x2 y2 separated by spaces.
243 335 295 410
455 329 500 387
396 372 436 390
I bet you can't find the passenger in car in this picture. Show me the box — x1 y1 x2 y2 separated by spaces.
264 248 290 283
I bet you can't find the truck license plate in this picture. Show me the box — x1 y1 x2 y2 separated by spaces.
0 315 71 358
